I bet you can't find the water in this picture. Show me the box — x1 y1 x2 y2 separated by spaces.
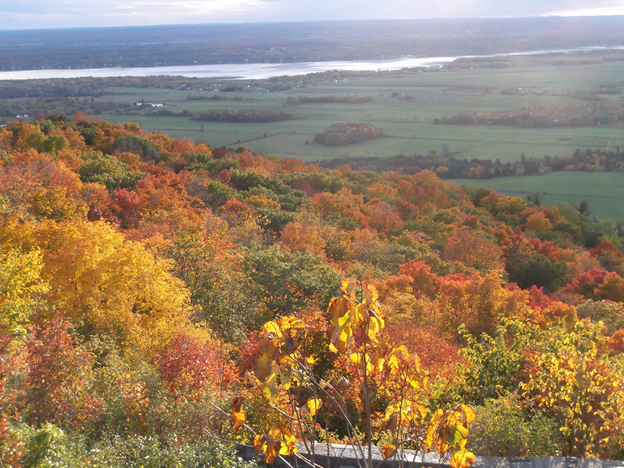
0 46 622 81
0 57 459 81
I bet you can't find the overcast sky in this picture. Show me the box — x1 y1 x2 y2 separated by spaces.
2 0 624 30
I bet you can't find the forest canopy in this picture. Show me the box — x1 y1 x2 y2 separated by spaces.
0 116 623 466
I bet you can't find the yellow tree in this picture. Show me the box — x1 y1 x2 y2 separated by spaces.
237 278 475 468
521 320 624 458
0 247 48 336
0 218 200 353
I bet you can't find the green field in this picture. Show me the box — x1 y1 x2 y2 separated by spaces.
451 172 624 222
94 61 624 218
99 61 624 163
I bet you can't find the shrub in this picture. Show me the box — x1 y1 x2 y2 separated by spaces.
20 425 255 468
468 394 561 457
576 299 624 335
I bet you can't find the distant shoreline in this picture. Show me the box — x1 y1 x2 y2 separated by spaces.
1 46 623 81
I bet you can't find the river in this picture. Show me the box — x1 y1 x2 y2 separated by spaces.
0 46 622 81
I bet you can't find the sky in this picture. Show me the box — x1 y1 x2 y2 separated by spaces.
1 0 624 30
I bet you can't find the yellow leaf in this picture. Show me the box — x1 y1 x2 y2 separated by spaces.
413 404 427 420
424 409 443 449
367 314 382 342
253 352 273 381
364 284 379 304
266 423 297 457
450 449 476 468
306 397 322 417
253 435 266 455
231 396 245 430
382 443 396 460
264 320 283 339
408 377 420 390
231 410 246 431
328 297 349 325
281 430 297 455
263 364 281 401
374 357 385 372
354 303 367 326
269 423 291 439
341 276 357 298
388 354 400 373
281 369 293 390
380 411 399 432
459 405 475 425
231 396 244 412
265 437 281 465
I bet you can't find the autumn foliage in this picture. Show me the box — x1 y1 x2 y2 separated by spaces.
1 116 623 463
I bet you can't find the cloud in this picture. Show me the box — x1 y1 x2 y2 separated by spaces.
546 5 624 16
0 0 277 29
2 0 624 30
248 0 624 21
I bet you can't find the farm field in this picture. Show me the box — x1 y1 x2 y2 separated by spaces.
98 61 624 162
451 172 624 222
91 60 624 220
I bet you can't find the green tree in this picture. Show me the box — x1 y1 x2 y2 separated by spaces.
525 192 542 206
78 152 145 190
243 245 341 316
509 254 567 291
582 219 615 248
165 236 268 344
577 200 592 220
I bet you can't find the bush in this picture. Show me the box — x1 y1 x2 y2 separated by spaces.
576 299 624 335
468 394 561 457
20 425 255 468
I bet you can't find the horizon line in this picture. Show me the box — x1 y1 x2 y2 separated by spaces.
2 14 624 34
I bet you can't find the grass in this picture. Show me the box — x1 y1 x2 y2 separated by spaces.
451 172 624 222
97 60 624 162
100 111 624 163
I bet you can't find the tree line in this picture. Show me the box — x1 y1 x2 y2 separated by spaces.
434 100 624 128
287 95 375 105
320 146 624 179
190 109 300 123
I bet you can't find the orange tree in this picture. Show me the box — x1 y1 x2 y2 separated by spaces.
232 278 475 468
